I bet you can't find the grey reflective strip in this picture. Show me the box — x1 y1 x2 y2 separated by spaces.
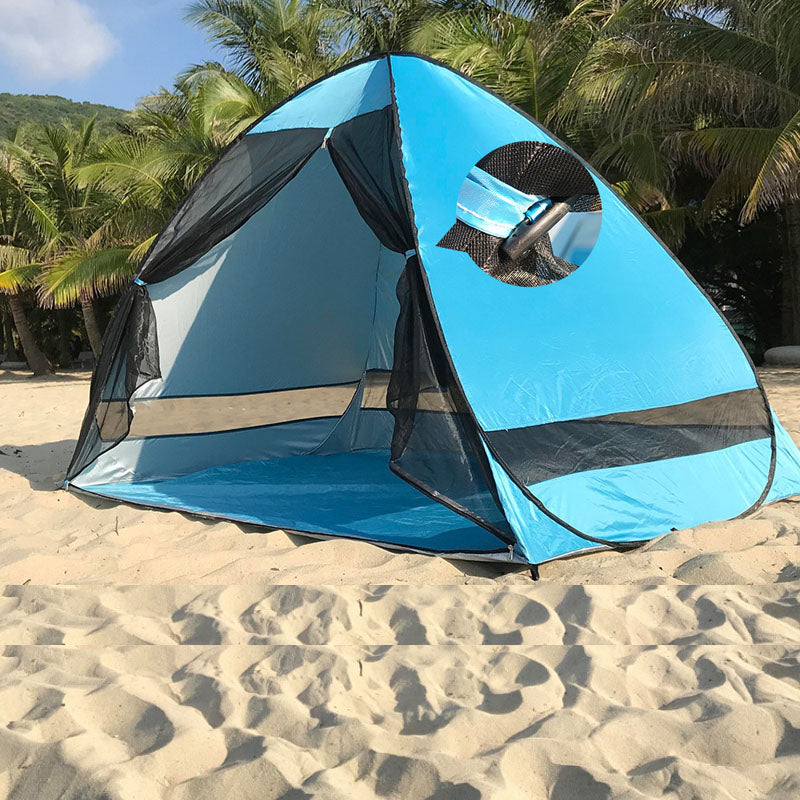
588 388 767 427
98 383 360 439
361 371 391 409
417 387 456 413
360 370 454 412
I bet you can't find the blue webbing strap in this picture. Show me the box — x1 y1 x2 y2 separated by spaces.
455 167 551 239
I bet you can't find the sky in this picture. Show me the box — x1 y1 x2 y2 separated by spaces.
0 0 222 109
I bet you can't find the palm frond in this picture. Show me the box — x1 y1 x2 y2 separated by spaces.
130 234 158 264
743 109 800 222
0 246 41 293
641 205 691 250
37 247 136 308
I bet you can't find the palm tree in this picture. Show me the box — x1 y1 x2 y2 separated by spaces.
186 0 345 98
412 0 596 119
75 72 256 274
559 0 800 342
179 62 274 138
411 0 689 247
1 68 262 367
0 118 131 356
1 299 20 361
0 248 51 375
0 136 52 375
325 0 438 54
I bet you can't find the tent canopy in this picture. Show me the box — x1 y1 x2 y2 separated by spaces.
65 54 800 567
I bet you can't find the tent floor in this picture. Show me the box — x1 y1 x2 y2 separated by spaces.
82 449 510 555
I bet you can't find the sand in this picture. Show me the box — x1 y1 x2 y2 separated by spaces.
1 367 800 798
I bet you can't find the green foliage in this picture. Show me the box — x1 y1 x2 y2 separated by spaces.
185 0 347 96
679 208 785 355
0 94 129 139
37 247 135 308
2 0 800 369
0 252 40 293
559 0 800 224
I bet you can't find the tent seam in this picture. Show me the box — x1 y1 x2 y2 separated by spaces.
386 54 518 552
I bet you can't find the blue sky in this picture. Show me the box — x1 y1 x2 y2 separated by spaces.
0 0 222 109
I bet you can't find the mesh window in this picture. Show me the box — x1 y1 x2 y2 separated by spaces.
438 141 601 287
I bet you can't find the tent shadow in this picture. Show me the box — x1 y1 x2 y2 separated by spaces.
0 439 77 492
235 522 527 580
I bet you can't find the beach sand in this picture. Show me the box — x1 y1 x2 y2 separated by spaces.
1 368 799 797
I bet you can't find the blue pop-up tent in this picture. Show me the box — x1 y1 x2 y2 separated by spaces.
65 54 800 568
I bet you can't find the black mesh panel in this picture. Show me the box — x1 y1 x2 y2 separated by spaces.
328 104 513 542
388 257 513 541
328 106 411 253
139 127 327 283
477 141 599 200
66 284 160 479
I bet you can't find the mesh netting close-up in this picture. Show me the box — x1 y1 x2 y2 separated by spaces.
438 141 601 287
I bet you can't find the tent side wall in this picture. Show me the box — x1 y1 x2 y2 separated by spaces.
388 54 800 561
73 148 392 486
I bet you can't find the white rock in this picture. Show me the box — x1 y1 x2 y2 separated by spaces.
764 346 800 366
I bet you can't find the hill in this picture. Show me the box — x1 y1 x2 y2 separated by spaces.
0 93 129 138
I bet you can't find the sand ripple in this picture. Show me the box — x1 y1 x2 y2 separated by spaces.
0 642 798 798
3 369 800 797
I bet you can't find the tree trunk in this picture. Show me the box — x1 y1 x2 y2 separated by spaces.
2 307 19 360
783 200 800 344
81 296 103 357
7 293 52 375
57 309 73 367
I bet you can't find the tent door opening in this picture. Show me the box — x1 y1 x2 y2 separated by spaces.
69 143 515 558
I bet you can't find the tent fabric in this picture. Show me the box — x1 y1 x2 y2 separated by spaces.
80 450 514 557
327 106 413 253
65 53 800 568
249 58 391 133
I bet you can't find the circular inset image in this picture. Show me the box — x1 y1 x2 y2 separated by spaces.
438 142 602 286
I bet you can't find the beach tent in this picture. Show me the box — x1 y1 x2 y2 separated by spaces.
65 53 800 569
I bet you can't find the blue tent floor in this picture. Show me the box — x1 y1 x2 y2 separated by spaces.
82 449 510 554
